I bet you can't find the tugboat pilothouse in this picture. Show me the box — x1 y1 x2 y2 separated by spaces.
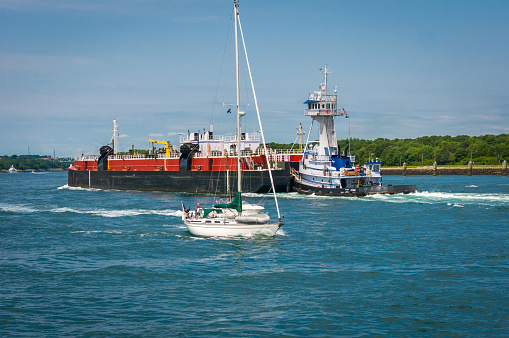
292 65 418 197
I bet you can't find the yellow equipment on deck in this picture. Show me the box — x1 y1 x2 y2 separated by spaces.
148 139 172 157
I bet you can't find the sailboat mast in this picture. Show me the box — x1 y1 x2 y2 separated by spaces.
234 0 241 193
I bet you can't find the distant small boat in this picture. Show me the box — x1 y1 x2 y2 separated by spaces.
8 165 17 173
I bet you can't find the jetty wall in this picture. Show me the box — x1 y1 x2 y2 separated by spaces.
382 166 507 176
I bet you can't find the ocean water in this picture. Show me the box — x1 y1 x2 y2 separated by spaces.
1 172 508 337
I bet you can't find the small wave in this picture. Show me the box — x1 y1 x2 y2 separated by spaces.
361 193 423 204
88 209 147 217
51 207 80 213
72 230 124 235
57 184 102 191
276 228 287 236
465 185 478 188
0 203 38 214
275 192 339 200
165 223 188 229
74 208 182 218
170 210 183 217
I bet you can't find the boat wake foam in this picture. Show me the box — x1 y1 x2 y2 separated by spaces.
0 203 39 214
362 191 509 208
0 202 182 218
57 184 102 191
262 190 509 208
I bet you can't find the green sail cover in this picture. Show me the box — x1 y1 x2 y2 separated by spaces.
213 192 242 213
203 208 221 218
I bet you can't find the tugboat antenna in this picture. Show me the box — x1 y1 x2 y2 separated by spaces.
319 64 332 95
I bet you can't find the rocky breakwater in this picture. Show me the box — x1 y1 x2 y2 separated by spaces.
383 161 508 176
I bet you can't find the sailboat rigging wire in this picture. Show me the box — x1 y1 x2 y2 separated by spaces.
303 120 314 154
210 14 233 127
348 114 352 156
212 14 235 199
237 15 281 220
290 135 299 151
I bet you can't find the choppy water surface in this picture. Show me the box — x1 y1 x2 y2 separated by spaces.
1 172 508 336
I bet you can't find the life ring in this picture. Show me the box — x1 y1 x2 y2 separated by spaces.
323 170 326 176
326 109 331 114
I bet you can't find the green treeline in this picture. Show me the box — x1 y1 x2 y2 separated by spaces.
267 134 509 166
0 155 72 171
3 134 508 170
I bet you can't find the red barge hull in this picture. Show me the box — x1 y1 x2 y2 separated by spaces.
68 153 301 193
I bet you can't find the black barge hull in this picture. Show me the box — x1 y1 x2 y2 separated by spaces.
68 167 293 194
293 181 419 197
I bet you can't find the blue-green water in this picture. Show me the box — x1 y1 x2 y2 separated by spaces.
1 172 508 336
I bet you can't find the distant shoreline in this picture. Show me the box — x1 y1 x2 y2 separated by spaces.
1 169 66 173
2 167 507 176
383 166 507 176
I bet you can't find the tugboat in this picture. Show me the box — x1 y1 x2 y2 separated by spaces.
292 65 418 197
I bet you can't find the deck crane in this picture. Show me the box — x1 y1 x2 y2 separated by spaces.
148 139 172 157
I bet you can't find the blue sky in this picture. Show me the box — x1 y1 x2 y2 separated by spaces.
1 0 508 156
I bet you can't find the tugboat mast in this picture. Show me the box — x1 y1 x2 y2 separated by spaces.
112 119 118 155
304 64 339 158
319 65 331 95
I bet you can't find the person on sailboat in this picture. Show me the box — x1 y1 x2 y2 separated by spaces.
181 202 190 219
195 203 203 217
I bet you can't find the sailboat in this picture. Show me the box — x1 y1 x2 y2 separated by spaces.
182 1 283 237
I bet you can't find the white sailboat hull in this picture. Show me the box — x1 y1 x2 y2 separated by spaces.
184 219 280 237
